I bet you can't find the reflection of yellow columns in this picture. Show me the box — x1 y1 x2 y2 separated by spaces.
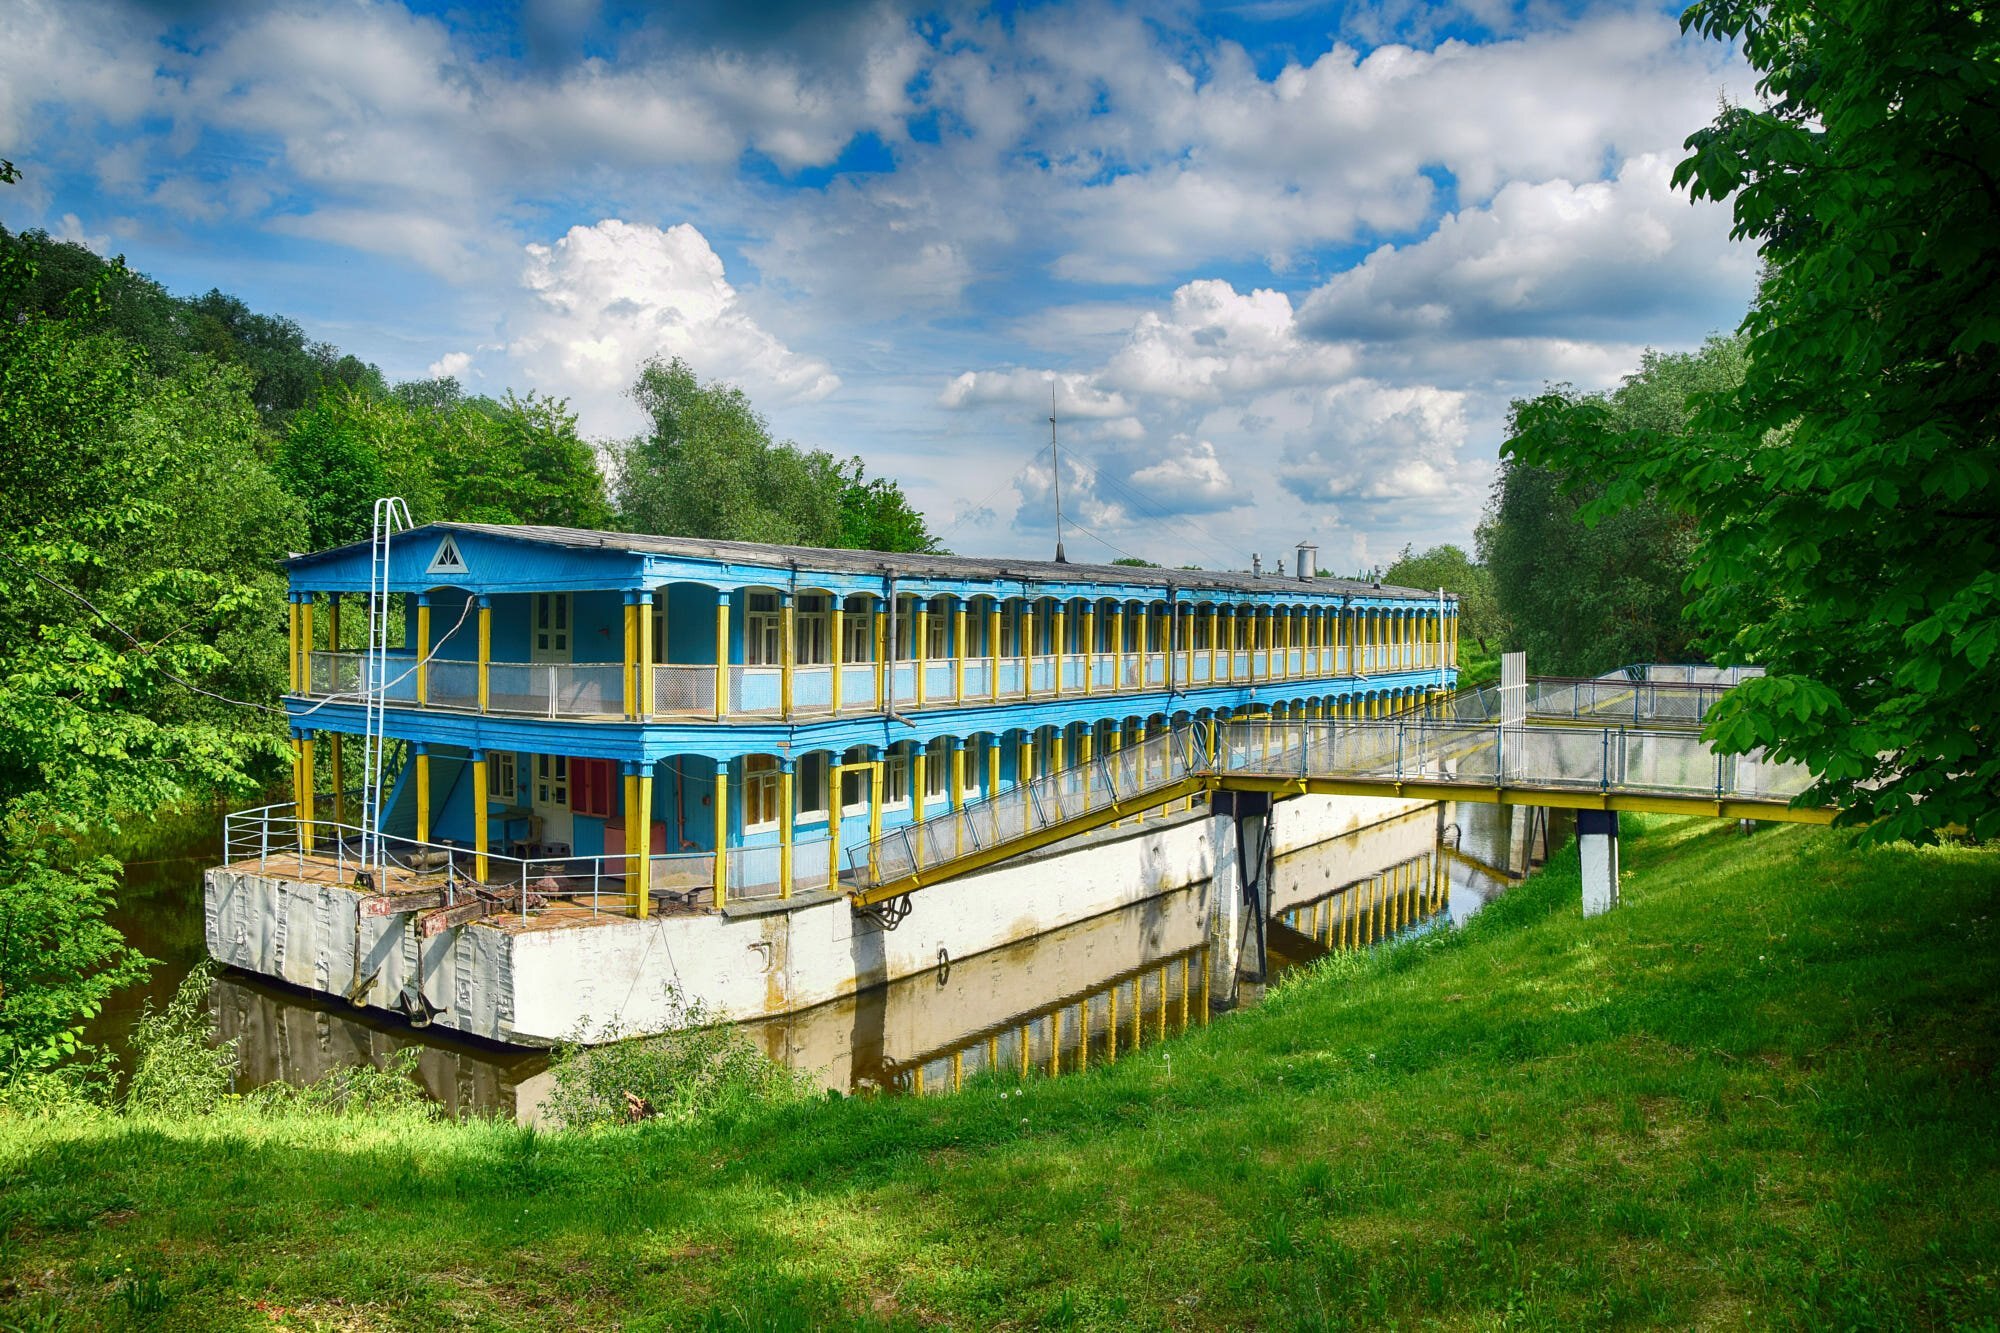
953 599 968 703
414 746 431 844
296 734 316 852
415 595 431 705
778 761 794 899
714 594 731 721
472 751 490 882
828 760 843 886
634 767 654 918
830 603 845 714
1053 604 1067 696
477 596 492 713
713 765 729 907
987 602 1002 700
914 603 929 708
639 591 655 718
780 595 796 720
1082 606 1096 695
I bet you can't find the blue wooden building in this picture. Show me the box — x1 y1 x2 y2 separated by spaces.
282 523 1458 915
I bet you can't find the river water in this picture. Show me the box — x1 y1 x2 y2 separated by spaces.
92 800 1555 1121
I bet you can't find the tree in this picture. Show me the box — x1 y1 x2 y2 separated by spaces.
0 253 299 1080
617 357 936 552
1488 336 1746 675
1507 1 2000 841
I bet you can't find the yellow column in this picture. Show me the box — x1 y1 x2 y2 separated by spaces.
830 603 845 714
988 737 1001 797
987 601 1002 700
1181 606 1194 687
287 598 301 693
914 603 929 708
634 768 654 918
639 591 656 718
1223 609 1235 682
1053 603 1067 696
415 596 431 705
1207 607 1219 681
414 748 431 844
477 597 492 714
867 755 883 878
472 752 490 882
622 596 638 719
1019 735 1034 784
827 761 843 886
780 595 796 720
873 600 887 706
950 742 965 811
713 766 729 907
912 747 927 823
1128 606 1141 688
778 762 794 899
714 595 731 721
1023 605 1038 695
296 734 316 853
330 734 346 825
300 596 315 695
954 599 968 703
1051 728 1066 771
1082 606 1095 695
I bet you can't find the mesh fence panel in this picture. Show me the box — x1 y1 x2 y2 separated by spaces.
653 665 716 715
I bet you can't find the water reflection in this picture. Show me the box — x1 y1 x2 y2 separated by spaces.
117 799 1554 1120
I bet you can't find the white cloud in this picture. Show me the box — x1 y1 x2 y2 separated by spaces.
426 350 473 380
502 219 838 436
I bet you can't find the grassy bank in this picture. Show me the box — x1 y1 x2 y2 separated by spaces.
3 817 1997 1330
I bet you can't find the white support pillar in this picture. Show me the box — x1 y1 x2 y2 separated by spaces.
1578 809 1620 916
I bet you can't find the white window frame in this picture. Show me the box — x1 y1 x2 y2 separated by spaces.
842 598 873 663
795 593 831 666
743 755 781 832
883 752 910 809
924 737 951 800
840 748 873 814
745 591 782 666
535 754 568 808
893 596 920 659
485 751 517 804
532 592 571 660
926 598 950 659
796 751 829 824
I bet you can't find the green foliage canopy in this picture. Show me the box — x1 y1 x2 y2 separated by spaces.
1487 336 1746 675
1380 544 1502 651
1507 0 2000 840
617 357 936 552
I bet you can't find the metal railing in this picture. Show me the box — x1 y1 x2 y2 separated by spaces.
220 802 712 920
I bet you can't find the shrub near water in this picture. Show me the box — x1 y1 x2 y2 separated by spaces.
122 964 236 1118
543 985 815 1130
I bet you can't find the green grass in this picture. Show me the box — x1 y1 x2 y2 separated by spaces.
4 817 1998 1330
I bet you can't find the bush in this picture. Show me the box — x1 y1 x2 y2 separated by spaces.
245 1047 437 1119
544 986 813 1131
124 963 236 1119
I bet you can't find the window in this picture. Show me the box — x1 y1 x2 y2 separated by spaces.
841 748 872 812
925 737 951 799
572 758 615 819
650 600 668 665
745 592 781 665
485 751 517 804
892 596 920 659
842 598 873 662
884 752 910 807
535 754 568 808
797 751 828 822
744 755 781 830
532 593 570 657
926 598 950 659
796 594 831 665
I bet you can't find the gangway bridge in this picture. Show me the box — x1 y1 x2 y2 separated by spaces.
845 671 1823 923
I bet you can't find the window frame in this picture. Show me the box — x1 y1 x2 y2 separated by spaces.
796 751 829 824
535 754 569 809
485 751 518 805
745 591 782 667
743 755 782 833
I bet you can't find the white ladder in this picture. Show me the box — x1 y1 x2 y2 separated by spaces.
359 497 413 883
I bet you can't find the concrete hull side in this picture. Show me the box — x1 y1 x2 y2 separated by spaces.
204 792 1430 1046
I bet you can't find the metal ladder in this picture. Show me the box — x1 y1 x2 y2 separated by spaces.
359 496 412 884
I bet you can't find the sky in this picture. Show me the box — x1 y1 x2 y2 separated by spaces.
0 0 1757 574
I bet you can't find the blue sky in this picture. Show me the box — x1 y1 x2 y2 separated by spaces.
1 0 1755 571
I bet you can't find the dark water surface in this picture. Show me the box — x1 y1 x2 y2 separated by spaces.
96 800 1553 1121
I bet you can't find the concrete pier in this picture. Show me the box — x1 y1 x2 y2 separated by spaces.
205 792 1426 1045
1578 808 1620 916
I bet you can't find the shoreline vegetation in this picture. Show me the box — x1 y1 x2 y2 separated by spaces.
2 815 1994 1329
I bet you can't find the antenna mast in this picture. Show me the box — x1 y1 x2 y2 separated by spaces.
1049 381 1068 564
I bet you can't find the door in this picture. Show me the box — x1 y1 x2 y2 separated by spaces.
532 753 573 849
531 593 572 662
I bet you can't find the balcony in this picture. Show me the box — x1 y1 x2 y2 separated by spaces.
302 641 1449 723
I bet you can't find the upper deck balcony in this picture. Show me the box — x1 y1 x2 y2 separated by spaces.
286 523 1459 727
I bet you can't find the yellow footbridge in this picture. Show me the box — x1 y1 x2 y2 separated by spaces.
846 707 1828 912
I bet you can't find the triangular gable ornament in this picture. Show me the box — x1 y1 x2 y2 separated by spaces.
426 534 469 577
